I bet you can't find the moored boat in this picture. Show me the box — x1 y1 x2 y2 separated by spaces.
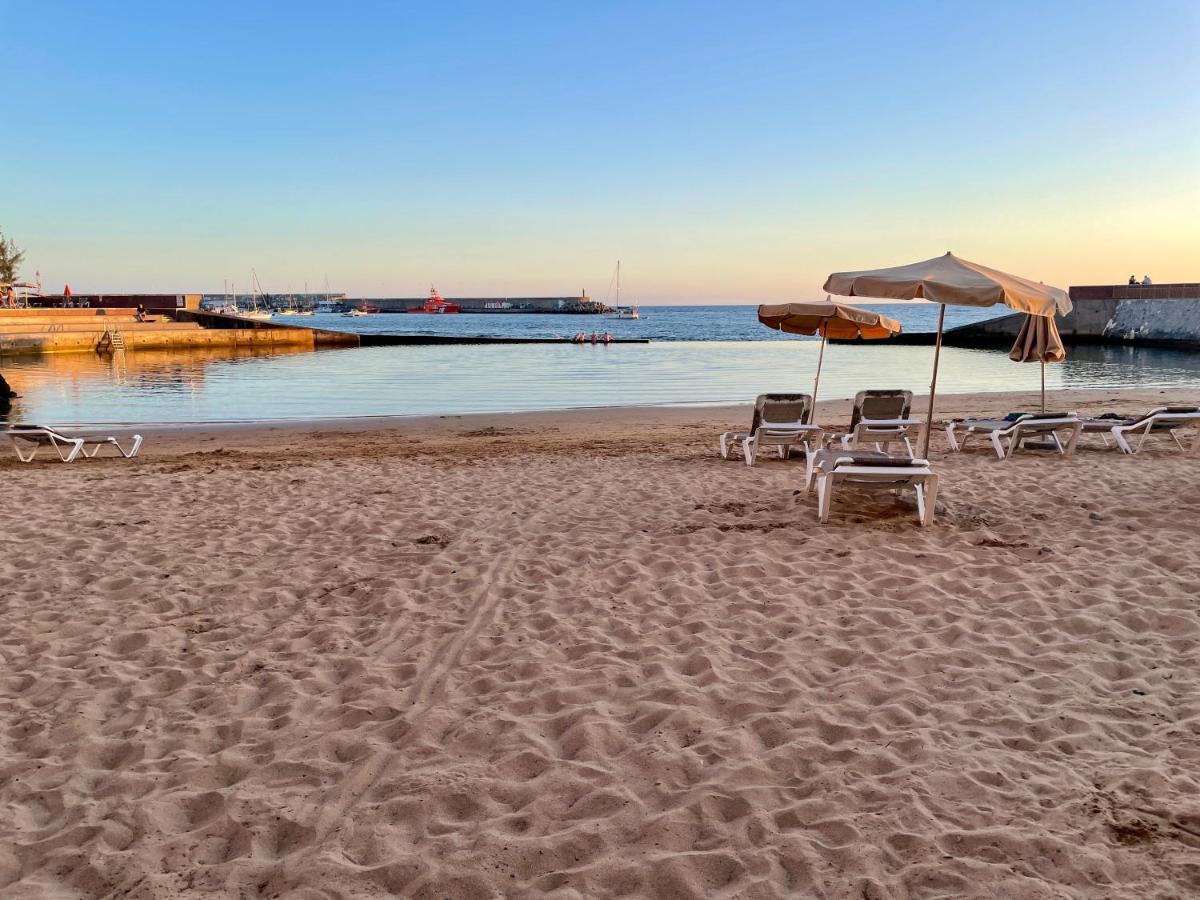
408 287 460 314
602 261 640 320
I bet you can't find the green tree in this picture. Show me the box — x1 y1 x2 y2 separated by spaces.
0 228 25 283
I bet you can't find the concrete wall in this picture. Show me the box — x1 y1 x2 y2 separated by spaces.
0 308 359 356
366 296 602 313
936 283 1200 349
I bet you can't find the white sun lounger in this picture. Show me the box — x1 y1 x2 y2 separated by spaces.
803 449 938 526
945 412 1082 460
6 425 143 463
1080 406 1200 454
720 393 823 466
835 389 924 457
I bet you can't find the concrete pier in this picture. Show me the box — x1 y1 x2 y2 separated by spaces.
0 307 649 358
0 308 357 357
877 282 1200 349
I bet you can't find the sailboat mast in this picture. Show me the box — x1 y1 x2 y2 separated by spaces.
616 260 621 311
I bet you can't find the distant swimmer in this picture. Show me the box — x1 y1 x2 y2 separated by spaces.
590 330 598 344
571 331 586 343
602 331 613 344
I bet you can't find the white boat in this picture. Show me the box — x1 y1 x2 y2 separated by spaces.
314 300 338 314
240 269 273 319
343 307 369 317
603 261 639 320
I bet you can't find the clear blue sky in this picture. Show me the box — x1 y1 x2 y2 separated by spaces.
4 0 1197 301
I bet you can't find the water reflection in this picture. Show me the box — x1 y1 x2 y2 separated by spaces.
2 340 1198 424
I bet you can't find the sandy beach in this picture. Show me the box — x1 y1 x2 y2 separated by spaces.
1 386 1198 899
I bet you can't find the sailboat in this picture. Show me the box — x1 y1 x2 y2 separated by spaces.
603 260 639 319
276 289 304 321
214 279 239 316
240 269 274 320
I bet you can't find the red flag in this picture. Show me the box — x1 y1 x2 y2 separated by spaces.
63 284 72 297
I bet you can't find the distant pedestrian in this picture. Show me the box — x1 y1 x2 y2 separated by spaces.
1128 275 1137 285
1141 275 1153 285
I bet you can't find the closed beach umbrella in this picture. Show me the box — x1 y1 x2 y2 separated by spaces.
1009 313 1066 414
758 298 902 414
823 252 1071 456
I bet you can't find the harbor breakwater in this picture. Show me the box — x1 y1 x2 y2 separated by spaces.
883 283 1200 350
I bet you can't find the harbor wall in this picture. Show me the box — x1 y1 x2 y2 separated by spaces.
28 293 203 312
895 283 1200 349
0 308 359 357
363 295 603 313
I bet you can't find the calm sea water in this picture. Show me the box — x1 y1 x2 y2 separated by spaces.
301 303 1000 342
4 305 1199 424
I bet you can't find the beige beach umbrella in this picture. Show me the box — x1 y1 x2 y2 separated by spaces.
823 252 1072 456
758 299 902 415
1009 313 1066 414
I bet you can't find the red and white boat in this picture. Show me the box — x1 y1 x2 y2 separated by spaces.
409 287 461 314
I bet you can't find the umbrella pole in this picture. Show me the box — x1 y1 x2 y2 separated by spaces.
921 304 946 459
1041 360 1046 414
811 332 827 423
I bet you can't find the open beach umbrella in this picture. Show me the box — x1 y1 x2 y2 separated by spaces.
758 299 902 416
823 252 1071 456
1009 313 1066 414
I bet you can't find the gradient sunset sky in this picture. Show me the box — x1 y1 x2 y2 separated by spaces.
5 1 1198 302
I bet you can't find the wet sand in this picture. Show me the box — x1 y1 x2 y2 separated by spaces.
1 387 1197 898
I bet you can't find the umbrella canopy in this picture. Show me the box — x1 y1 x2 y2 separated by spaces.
758 300 902 340
1008 313 1066 363
823 252 1071 457
824 252 1071 317
758 299 902 415
1010 313 1067 414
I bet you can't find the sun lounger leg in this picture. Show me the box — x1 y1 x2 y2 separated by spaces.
945 423 960 452
719 433 729 459
921 474 939 526
1050 431 1065 454
1135 423 1154 454
815 474 833 524
903 436 914 458
1171 430 1186 451
51 436 85 463
10 437 37 462
743 439 756 467
990 431 1007 459
123 435 144 458
1063 423 1081 457
1111 426 1133 455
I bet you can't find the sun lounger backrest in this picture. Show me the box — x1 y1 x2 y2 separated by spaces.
751 393 812 431
849 390 912 432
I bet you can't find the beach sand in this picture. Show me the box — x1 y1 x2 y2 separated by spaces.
1 387 1197 898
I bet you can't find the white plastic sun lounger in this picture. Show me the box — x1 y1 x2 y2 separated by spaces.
835 389 924 457
803 449 938 526
945 412 1082 460
720 393 823 466
6 425 143 463
1080 406 1200 455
